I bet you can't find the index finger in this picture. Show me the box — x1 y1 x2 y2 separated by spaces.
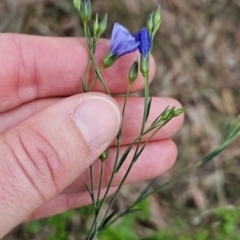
0 34 156 112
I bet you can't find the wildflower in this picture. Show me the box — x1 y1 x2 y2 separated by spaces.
134 27 152 58
103 23 140 68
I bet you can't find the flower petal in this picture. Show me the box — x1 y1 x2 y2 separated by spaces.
109 23 140 58
114 40 140 58
134 27 152 58
110 23 133 50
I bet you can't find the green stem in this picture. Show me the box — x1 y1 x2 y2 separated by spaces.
132 74 149 165
86 85 131 239
100 79 153 231
141 75 150 132
83 23 110 96
85 60 92 91
90 53 111 95
98 162 134 231
89 68 103 91
90 165 98 238
90 165 96 208
97 161 104 205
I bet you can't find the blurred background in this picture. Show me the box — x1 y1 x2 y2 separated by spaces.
2 0 240 239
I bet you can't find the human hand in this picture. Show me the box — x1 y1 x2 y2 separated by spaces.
0 34 183 238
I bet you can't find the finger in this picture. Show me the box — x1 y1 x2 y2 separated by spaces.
26 187 116 220
0 93 121 238
65 139 177 193
31 139 178 219
0 98 61 134
118 97 183 143
0 97 183 141
0 34 155 112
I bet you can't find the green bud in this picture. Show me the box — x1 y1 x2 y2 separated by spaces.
80 0 92 24
161 108 175 121
161 107 186 121
147 13 154 36
140 55 149 77
93 14 99 39
173 107 187 117
98 14 108 37
152 6 162 36
103 52 116 68
73 0 81 11
128 60 139 84
100 149 108 162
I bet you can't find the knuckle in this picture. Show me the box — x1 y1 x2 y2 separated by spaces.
10 35 38 102
3 126 68 201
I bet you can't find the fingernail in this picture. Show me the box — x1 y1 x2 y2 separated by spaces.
73 96 121 149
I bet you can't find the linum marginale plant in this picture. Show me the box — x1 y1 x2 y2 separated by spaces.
73 0 240 239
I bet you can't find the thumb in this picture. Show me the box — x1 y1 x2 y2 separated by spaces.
0 93 121 237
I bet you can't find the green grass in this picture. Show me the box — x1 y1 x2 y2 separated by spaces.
24 200 240 240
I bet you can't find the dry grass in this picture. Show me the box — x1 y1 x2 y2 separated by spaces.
1 0 240 238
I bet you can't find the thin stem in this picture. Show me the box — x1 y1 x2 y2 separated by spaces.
90 53 111 95
122 84 131 117
98 162 134 230
132 75 149 159
90 165 98 238
90 165 96 209
97 161 104 205
99 100 167 231
89 68 103 91
141 75 150 132
85 60 92 91
83 23 110 96
86 85 132 239
89 77 97 91
97 119 173 230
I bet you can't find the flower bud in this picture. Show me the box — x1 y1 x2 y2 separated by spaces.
161 108 175 121
103 53 117 68
100 149 108 162
147 13 154 36
98 14 108 37
73 0 81 11
152 6 162 36
129 60 139 84
172 107 187 117
93 14 99 39
161 107 186 121
133 27 151 59
80 0 92 24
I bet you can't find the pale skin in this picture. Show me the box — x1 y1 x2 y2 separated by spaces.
0 34 184 237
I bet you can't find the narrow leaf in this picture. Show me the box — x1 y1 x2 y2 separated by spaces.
135 179 155 204
145 96 153 122
115 146 132 172
151 106 170 126
84 182 94 203
88 231 96 240
81 77 87 92
94 68 101 79
120 208 141 217
98 209 118 230
86 25 93 49
132 145 146 163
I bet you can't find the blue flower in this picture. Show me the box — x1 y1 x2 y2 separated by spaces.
134 27 152 58
104 23 140 68
110 23 140 58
